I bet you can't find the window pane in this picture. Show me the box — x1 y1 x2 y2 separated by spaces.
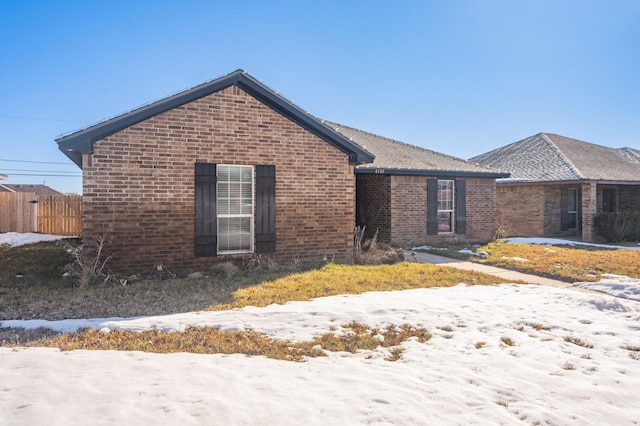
218 217 251 251
438 212 452 233
241 167 252 182
241 197 253 214
230 167 241 182
228 199 242 214
218 167 230 182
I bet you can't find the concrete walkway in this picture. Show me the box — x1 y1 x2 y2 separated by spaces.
405 251 600 294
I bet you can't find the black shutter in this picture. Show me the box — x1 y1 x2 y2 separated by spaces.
560 187 569 231
255 165 276 253
195 163 217 257
455 179 467 234
427 179 438 235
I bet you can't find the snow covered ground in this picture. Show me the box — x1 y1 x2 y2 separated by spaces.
0 232 75 247
2 285 640 425
2 233 640 424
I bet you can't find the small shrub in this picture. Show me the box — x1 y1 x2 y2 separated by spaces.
63 233 114 287
213 261 239 279
354 227 405 265
475 341 485 349
595 211 640 242
241 254 280 271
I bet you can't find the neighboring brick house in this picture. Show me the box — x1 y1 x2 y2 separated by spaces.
57 70 373 274
324 122 509 248
471 133 640 242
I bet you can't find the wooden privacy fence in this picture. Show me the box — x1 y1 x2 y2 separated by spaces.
0 193 82 236
0 192 36 233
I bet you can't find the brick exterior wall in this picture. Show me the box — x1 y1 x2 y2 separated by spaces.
465 177 499 242
357 175 498 247
82 86 355 274
495 185 546 237
390 175 428 247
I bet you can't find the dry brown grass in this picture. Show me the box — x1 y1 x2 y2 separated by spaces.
474 241 640 282
212 262 505 310
1 240 503 348
17 322 431 362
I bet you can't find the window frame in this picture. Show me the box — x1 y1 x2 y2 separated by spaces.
216 165 255 254
437 179 455 234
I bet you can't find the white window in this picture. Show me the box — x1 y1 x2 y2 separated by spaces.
217 165 254 253
437 180 455 234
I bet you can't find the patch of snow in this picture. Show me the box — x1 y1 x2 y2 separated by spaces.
0 232 76 247
458 249 488 257
501 256 529 262
411 245 448 251
574 274 640 302
505 237 640 250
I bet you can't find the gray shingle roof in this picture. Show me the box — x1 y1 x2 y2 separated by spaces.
323 121 508 178
0 184 63 196
470 133 640 182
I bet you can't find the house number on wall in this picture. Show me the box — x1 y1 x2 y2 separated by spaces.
374 169 386 174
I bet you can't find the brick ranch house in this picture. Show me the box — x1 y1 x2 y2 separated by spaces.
57 70 505 274
471 133 640 242
324 122 508 248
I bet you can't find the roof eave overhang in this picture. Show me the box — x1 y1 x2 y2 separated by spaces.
355 168 510 179
498 178 640 186
56 70 375 168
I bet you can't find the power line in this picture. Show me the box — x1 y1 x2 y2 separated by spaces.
3 173 81 178
0 114 88 124
0 158 76 166
1 168 82 174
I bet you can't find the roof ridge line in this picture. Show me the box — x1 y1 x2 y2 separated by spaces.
540 133 584 179
618 147 640 163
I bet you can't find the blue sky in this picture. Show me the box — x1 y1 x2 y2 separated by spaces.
1 0 639 194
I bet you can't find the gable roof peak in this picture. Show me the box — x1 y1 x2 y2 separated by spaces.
472 132 640 182
56 70 374 167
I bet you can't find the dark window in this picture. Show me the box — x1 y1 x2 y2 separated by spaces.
603 188 616 213
567 188 578 229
